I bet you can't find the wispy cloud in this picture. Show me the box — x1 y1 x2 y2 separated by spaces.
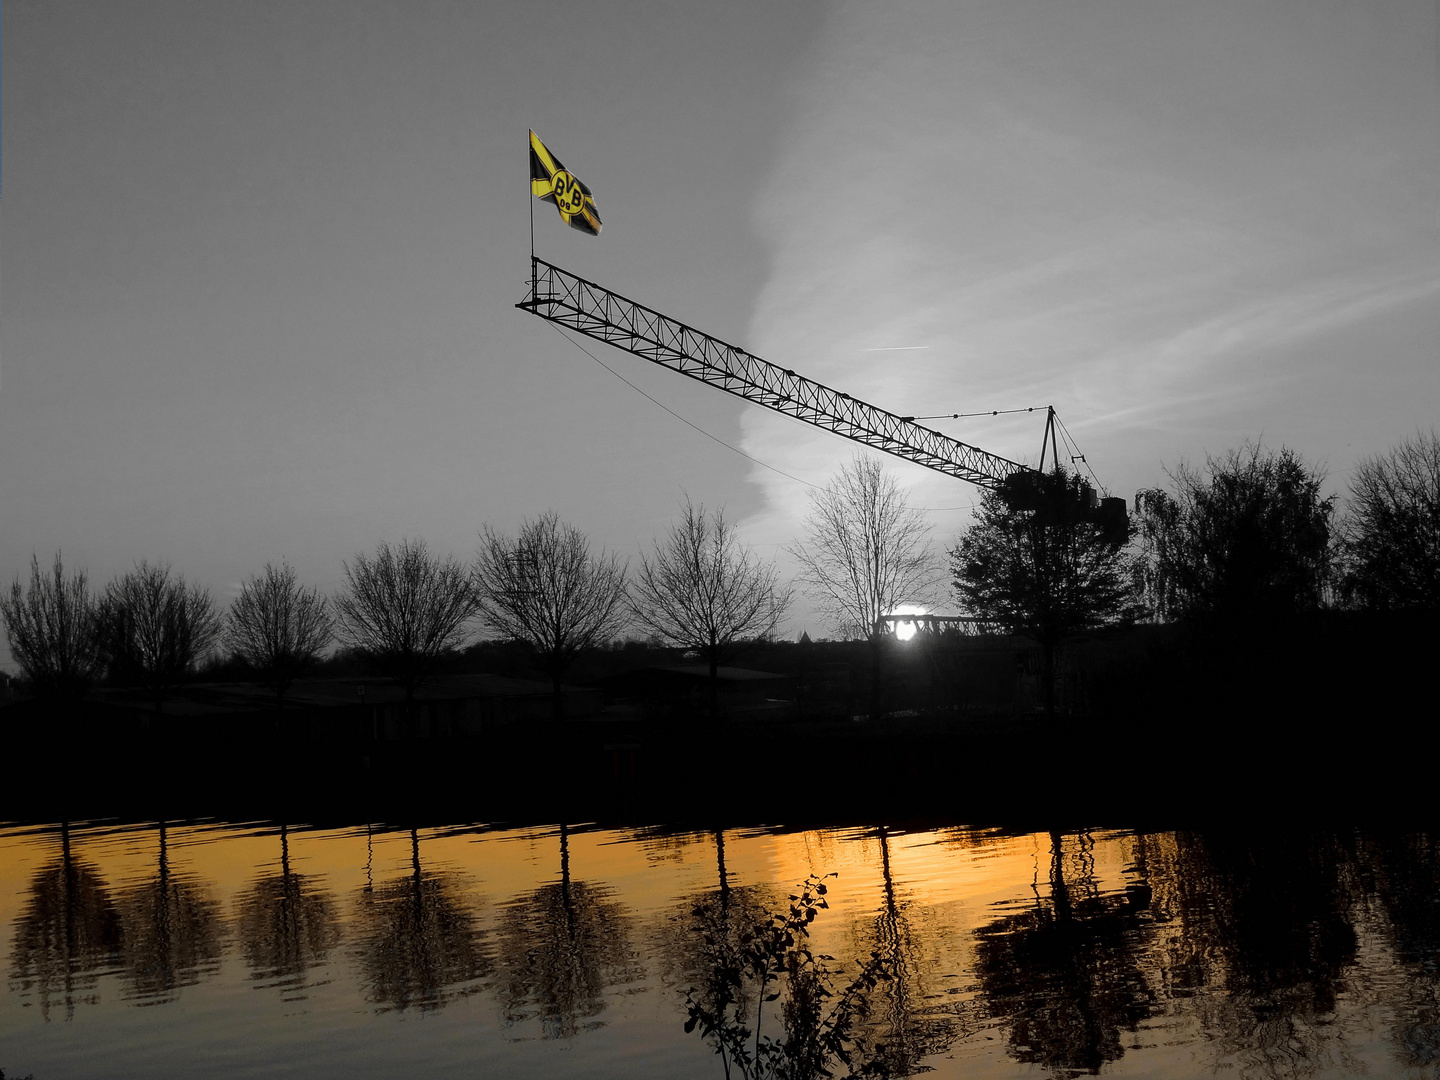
737 1 1439 628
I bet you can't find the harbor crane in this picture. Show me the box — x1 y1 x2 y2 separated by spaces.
516 257 1127 540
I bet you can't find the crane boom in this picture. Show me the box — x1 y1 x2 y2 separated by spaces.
516 257 1029 490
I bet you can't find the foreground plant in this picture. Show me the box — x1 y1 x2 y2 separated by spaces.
684 874 895 1080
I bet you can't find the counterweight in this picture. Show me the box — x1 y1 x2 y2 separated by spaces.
516 258 1029 491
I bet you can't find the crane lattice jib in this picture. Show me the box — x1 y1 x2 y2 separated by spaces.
516 258 1029 490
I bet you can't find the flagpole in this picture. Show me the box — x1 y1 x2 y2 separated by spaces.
528 131 536 288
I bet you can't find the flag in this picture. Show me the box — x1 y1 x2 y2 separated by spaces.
529 130 602 236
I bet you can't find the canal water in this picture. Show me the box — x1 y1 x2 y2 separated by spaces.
2 820 1436 1079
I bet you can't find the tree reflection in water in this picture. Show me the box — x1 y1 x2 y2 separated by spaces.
973 830 1156 1076
116 822 225 1005
842 827 978 1077
1366 832 1440 1074
8 822 123 1020
1152 831 1362 1080
351 826 491 1013
233 823 341 1003
667 827 975 1079
496 822 643 1038
658 830 776 1041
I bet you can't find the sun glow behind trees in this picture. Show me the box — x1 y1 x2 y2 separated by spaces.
889 603 927 642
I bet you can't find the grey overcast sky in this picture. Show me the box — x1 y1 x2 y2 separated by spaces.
2 1 1438 662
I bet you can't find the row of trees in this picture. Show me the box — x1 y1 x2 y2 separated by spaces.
958 433 1440 633
0 558 226 711
6 431 1437 715
1130 434 1440 619
1 504 795 715
950 431 1440 711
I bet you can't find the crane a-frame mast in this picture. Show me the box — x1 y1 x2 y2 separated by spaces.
516 257 1030 491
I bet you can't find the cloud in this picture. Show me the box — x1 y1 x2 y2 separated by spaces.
735 1 1438 629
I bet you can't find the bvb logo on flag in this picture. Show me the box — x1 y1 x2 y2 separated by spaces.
529 130 602 237
552 171 584 215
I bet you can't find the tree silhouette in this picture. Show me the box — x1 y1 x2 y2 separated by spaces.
1339 429 1440 610
1135 443 1334 621
99 561 222 712
225 562 334 707
951 469 1136 715
233 823 341 1002
475 513 630 720
631 499 792 713
1 553 105 699
351 827 491 1013
334 538 478 704
7 823 122 1020
790 455 942 716
495 823 643 1038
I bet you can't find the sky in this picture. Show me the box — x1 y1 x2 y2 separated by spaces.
3 1 1438 665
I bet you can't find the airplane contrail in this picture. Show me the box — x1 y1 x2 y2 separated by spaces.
864 346 930 352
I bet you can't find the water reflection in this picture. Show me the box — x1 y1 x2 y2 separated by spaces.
351 827 491 1012
973 831 1156 1076
233 823 341 1003
4 819 1440 1080
116 822 225 1005
8 823 123 1020
659 830 776 1038
1365 833 1440 1074
496 823 643 1038
1147 832 1361 1079
846 827 978 1076
666 828 985 1079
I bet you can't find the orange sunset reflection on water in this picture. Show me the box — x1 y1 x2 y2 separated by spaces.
3 820 1437 1079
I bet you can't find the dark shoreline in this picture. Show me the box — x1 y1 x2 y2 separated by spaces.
5 707 1431 832
5 610 1431 830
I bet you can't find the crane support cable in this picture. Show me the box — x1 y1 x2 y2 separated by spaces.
516 257 1030 491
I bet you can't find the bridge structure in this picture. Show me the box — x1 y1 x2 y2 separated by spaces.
873 613 1001 639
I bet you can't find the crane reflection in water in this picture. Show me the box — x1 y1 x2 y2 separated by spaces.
972 831 1156 1075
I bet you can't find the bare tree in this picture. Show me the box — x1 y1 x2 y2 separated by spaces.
225 561 334 707
333 539 477 704
2 552 104 698
1340 429 1440 610
790 455 942 717
790 456 943 639
632 498 791 711
99 561 223 712
474 512 629 720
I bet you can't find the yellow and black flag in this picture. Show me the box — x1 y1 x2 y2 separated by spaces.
529 130 602 236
